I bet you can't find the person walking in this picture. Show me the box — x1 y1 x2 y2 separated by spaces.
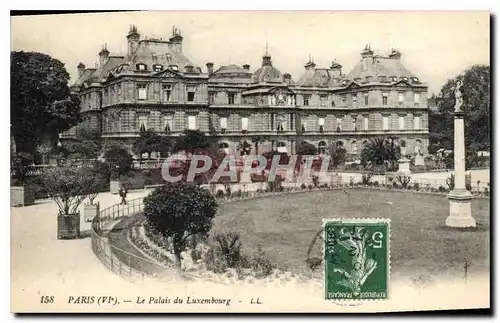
119 185 128 205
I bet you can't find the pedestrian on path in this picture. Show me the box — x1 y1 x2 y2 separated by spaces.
119 185 128 205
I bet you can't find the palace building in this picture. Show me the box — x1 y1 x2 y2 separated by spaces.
67 25 429 159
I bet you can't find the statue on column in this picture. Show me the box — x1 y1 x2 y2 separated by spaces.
454 80 464 113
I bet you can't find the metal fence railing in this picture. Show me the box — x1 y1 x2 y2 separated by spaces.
90 197 171 282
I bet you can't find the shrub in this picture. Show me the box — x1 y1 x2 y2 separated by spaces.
235 190 242 198
267 176 284 192
143 182 218 271
104 145 133 180
373 181 379 187
224 184 232 197
214 232 242 268
413 182 420 191
11 152 34 186
307 184 313 190
484 188 489 197
438 186 447 193
251 245 275 278
300 183 307 190
349 177 354 186
396 175 411 189
216 189 225 199
312 175 319 188
361 172 374 185
392 181 400 189
319 183 328 189
446 174 455 190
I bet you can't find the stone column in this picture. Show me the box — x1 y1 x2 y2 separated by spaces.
446 109 476 227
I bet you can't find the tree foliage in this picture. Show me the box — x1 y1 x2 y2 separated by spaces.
360 137 401 171
327 142 347 168
103 145 133 179
143 183 218 269
133 129 171 159
11 51 80 154
429 65 490 165
11 152 34 185
61 122 102 160
172 129 212 155
297 141 318 156
42 167 88 215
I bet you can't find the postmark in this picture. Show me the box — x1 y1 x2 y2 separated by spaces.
323 219 390 301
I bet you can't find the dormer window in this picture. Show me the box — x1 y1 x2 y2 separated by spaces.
392 76 398 82
153 64 164 72
136 63 147 71
170 65 178 71
402 77 408 81
379 76 387 82
342 80 348 86
412 77 420 83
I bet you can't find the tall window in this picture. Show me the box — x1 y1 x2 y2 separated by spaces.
188 115 197 130
414 93 420 105
341 95 347 105
318 117 325 132
138 115 148 131
382 116 389 130
320 95 327 107
399 116 405 130
352 117 357 131
241 117 249 131
187 87 196 102
228 92 235 105
137 84 147 100
398 92 405 104
162 84 172 102
352 141 358 155
318 141 327 155
382 92 388 106
414 115 421 130
364 116 369 131
220 117 228 133
364 93 369 105
209 92 216 104
289 113 295 131
336 117 342 131
303 95 310 106
163 115 173 133
352 93 357 106
270 113 275 131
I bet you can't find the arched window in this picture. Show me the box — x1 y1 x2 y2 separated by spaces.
414 139 423 155
336 141 344 149
219 142 229 154
318 141 327 155
352 140 358 154
277 141 287 153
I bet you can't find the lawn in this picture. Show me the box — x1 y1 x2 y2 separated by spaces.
212 189 490 282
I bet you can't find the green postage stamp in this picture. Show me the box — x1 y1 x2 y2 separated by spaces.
323 218 390 301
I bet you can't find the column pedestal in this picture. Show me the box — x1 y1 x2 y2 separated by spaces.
446 189 476 227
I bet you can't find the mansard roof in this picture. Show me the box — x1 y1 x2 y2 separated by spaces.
346 55 414 80
295 68 346 87
130 39 202 74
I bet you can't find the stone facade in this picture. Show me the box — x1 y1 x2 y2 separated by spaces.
68 27 429 159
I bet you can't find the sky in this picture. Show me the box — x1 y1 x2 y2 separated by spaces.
11 11 490 95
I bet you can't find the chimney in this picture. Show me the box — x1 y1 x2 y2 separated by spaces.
361 44 374 58
283 73 292 85
127 25 140 59
389 48 402 60
169 26 183 53
304 55 316 71
206 62 214 75
243 64 250 71
98 44 109 68
360 44 374 72
329 60 342 77
77 62 86 77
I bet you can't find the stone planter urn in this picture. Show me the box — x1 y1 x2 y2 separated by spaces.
57 213 81 239
84 202 100 222
110 180 121 194
10 185 35 207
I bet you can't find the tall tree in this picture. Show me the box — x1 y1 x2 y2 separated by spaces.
172 129 212 156
11 51 80 155
429 65 490 162
360 137 401 171
61 122 102 160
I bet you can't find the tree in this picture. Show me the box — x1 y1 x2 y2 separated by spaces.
133 129 170 160
11 152 34 186
297 141 318 156
11 51 80 155
360 137 401 171
172 129 212 156
237 140 252 156
143 183 218 270
251 136 266 155
429 65 490 166
42 167 88 215
327 142 347 168
103 145 133 179
61 123 102 160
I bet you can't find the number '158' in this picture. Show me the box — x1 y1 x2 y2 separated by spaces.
40 296 54 303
